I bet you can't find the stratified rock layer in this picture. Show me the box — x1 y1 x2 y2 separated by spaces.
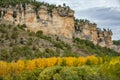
0 4 113 48
74 21 113 48
1 4 74 38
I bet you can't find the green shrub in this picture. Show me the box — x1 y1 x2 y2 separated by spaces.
27 38 33 45
109 64 120 80
11 31 18 39
2 69 43 80
36 31 43 37
0 66 113 80
39 66 62 80
113 40 120 45
0 49 10 61
60 67 79 80
28 32 35 36
12 11 17 18
18 24 27 30
73 38 120 56
102 63 120 80
54 42 64 49
0 26 7 33
53 73 63 80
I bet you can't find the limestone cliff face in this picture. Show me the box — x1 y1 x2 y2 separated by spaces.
74 20 113 48
74 23 98 45
0 4 74 38
112 45 120 53
97 29 113 48
0 4 113 48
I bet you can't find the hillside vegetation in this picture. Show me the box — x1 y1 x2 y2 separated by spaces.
113 40 120 45
0 24 119 62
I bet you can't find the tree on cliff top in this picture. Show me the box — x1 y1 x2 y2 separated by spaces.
113 40 120 45
0 0 40 6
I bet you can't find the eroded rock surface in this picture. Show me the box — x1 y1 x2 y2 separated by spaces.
0 4 113 48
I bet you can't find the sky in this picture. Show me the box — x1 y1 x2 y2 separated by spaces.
37 0 120 40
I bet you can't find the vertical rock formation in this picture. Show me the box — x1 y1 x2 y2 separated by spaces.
0 4 74 38
97 29 113 48
74 21 98 45
0 3 113 48
74 19 113 48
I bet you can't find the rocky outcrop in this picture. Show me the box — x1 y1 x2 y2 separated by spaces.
74 20 113 48
0 4 74 38
112 45 120 53
97 28 112 48
74 22 98 45
0 4 113 48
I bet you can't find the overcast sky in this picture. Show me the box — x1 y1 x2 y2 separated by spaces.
37 0 120 40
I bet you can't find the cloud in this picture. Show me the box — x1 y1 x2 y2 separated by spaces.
37 0 120 9
78 7 120 24
77 7 120 40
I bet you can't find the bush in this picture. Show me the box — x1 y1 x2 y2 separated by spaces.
101 57 120 80
36 31 43 37
73 38 120 56
2 69 43 80
54 42 64 49
113 40 120 45
39 66 62 80
11 31 18 39
0 26 7 33
12 11 17 18
0 63 116 80
0 49 10 61
18 24 27 30
60 67 79 80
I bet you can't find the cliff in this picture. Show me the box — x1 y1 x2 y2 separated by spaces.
74 19 113 48
0 4 74 38
0 3 113 48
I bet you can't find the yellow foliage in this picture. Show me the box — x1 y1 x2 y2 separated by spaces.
35 58 46 68
0 55 106 76
65 57 77 66
0 61 8 76
16 60 25 73
109 57 120 65
77 57 87 66
56 57 62 66
25 60 35 70
45 57 57 67
98 57 103 64
86 55 99 65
